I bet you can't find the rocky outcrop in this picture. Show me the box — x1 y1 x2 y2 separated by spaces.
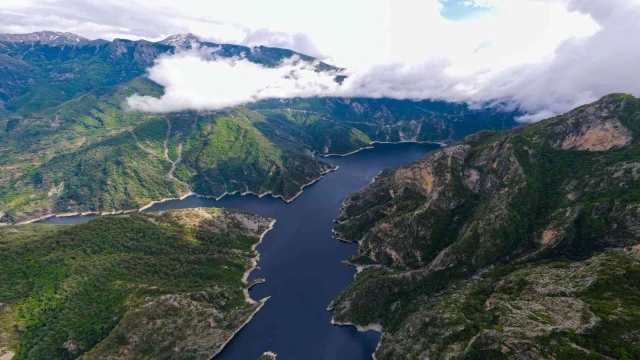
560 121 631 151
0 31 89 46
258 351 278 360
537 94 635 151
335 134 532 271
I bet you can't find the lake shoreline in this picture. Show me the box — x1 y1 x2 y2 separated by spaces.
320 140 446 158
21 142 440 359
4 166 338 226
209 219 278 358
5 142 442 226
329 318 382 333
243 220 277 304
211 297 270 359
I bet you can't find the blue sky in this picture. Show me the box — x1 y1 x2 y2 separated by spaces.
439 0 495 21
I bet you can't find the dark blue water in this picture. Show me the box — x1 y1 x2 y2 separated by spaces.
41 143 439 359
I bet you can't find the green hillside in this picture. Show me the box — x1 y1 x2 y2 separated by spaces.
0 208 273 360
0 34 518 224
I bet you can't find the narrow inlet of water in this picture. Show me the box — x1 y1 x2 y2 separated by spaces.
41 143 440 359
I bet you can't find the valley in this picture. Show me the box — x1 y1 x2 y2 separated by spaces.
36 142 440 359
0 32 517 225
1 29 639 360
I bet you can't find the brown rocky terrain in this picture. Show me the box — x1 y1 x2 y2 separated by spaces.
330 94 640 359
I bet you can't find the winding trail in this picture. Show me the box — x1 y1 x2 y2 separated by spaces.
129 130 160 159
167 142 183 179
164 117 172 161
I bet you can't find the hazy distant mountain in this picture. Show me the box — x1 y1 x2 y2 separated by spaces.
0 30 89 46
158 33 202 48
0 31 337 112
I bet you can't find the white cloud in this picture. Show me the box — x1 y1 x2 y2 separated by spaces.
241 29 325 59
127 50 340 112
465 0 640 118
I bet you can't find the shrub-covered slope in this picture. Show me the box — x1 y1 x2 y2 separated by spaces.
0 208 273 360
0 106 336 223
331 94 640 359
251 97 518 154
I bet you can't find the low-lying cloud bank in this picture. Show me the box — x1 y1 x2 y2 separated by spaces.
126 0 640 122
127 49 341 113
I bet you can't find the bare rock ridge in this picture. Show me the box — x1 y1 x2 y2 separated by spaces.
0 31 89 46
539 93 634 151
158 33 202 48
331 93 640 359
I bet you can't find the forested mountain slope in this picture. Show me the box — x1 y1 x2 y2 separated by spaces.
0 208 273 360
0 32 518 224
0 31 333 114
331 94 640 359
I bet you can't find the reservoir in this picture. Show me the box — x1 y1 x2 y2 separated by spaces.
41 142 440 359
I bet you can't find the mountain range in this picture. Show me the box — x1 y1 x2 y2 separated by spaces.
0 31 518 224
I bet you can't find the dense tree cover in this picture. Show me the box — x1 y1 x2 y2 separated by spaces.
0 209 271 359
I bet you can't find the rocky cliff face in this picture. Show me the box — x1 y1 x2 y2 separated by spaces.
331 94 640 360
531 94 634 151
